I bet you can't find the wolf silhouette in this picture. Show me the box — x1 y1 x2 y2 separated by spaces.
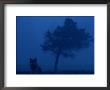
30 57 42 74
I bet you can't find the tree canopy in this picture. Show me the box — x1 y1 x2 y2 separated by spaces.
41 18 93 72
41 18 92 58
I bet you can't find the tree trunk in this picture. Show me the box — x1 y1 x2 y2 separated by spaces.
54 52 60 73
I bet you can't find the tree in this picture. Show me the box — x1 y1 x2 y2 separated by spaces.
41 18 93 72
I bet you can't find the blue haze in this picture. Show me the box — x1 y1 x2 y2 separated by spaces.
16 16 94 74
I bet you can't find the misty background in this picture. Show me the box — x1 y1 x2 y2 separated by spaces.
16 16 94 74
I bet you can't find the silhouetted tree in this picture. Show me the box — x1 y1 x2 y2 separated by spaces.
29 57 42 73
41 18 93 72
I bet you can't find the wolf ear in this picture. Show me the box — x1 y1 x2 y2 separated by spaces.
33 58 36 62
30 57 32 59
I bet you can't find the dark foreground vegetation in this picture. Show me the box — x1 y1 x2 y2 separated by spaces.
16 70 94 74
